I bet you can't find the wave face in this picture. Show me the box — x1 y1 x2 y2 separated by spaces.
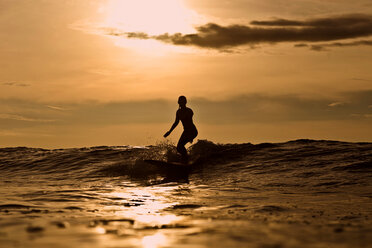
1 139 371 187
1 139 372 248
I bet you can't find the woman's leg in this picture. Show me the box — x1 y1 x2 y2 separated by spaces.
177 132 189 163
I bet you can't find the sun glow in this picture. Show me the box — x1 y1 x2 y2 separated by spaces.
105 0 196 35
142 233 167 248
103 0 198 52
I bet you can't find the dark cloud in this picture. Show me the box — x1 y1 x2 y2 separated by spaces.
250 14 372 27
309 45 328 51
295 40 372 51
125 32 149 39
250 19 304 26
106 14 372 49
294 43 308 48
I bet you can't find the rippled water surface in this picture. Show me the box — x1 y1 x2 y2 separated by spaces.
1 140 372 247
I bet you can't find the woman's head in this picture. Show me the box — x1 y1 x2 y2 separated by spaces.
178 95 187 106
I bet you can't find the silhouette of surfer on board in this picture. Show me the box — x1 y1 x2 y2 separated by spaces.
164 96 198 163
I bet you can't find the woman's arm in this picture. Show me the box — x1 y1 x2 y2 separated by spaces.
164 112 179 137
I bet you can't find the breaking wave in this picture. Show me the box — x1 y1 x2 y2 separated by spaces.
1 139 371 186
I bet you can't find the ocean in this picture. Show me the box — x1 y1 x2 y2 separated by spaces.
0 139 371 248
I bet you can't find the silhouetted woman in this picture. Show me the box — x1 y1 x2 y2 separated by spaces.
164 96 198 163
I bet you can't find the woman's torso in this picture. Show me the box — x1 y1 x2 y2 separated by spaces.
177 107 197 132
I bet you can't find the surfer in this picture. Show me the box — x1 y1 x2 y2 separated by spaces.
164 96 198 163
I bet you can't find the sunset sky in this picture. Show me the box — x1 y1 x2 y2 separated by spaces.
1 0 372 148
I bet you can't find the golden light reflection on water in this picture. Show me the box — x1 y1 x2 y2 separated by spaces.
95 186 185 247
105 187 181 227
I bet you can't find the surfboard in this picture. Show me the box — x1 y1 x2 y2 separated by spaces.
143 159 191 177
144 155 201 169
144 159 190 168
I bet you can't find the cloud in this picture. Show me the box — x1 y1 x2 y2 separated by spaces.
295 39 372 51
0 130 23 136
2 82 30 87
0 99 174 129
0 113 55 122
46 105 67 111
328 102 345 107
250 19 304 26
193 90 372 124
0 90 371 131
294 43 308 48
106 14 372 49
309 45 328 51
250 14 372 28
351 78 372 82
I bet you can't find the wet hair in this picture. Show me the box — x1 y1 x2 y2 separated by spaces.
178 95 187 105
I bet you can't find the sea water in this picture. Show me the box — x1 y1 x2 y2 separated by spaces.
0 139 371 248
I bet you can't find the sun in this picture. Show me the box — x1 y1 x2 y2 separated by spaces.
101 0 199 53
105 0 197 35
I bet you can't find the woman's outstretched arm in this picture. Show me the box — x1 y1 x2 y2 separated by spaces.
164 112 179 137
